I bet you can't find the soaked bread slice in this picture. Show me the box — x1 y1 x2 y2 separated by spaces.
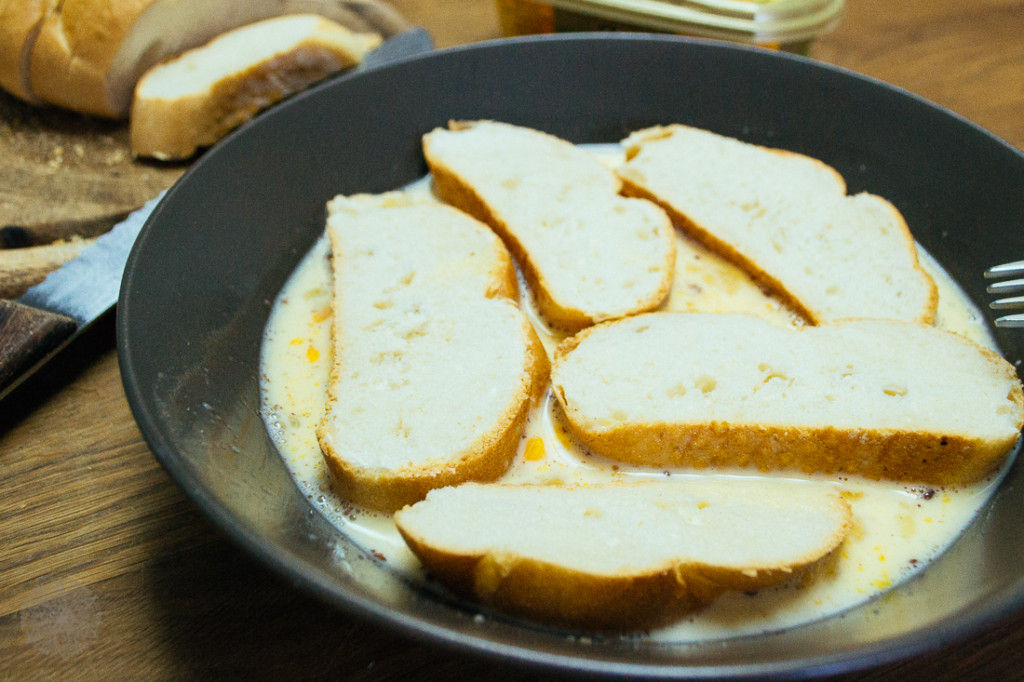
394 480 852 631
422 120 676 332
550 313 1024 486
617 124 938 325
316 193 548 512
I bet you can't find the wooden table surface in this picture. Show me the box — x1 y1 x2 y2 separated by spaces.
2 1 1023 679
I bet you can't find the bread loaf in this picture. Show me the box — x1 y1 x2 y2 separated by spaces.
130 14 380 160
316 193 548 512
423 120 677 332
617 125 938 325
394 480 852 631
551 313 1024 486
12 0 402 118
0 0 49 104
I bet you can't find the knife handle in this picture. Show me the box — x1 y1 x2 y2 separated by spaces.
0 300 78 397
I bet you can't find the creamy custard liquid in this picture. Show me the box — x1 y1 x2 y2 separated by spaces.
259 146 1006 640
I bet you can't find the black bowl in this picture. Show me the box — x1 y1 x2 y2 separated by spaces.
118 34 1024 679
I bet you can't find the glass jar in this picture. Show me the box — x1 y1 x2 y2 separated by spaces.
495 0 845 55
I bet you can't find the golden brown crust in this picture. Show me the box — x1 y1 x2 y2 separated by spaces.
486 244 521 301
29 0 153 117
557 415 1018 488
399 541 709 631
129 94 205 161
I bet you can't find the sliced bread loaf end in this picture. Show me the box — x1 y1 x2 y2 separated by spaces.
130 15 381 159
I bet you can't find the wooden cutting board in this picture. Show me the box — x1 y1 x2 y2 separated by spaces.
0 88 187 297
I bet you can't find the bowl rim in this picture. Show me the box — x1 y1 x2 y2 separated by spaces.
118 32 1024 679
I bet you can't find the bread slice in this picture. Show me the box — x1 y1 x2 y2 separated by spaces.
129 14 380 160
422 120 677 332
0 0 51 104
24 0 403 118
316 193 549 512
617 125 938 325
551 313 1024 486
394 480 852 631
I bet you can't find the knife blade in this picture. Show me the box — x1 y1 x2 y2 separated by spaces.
0 192 164 402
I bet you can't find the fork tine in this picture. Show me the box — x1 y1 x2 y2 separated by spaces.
995 313 1024 328
985 260 1024 278
986 262 1024 327
991 295 1024 310
987 278 1024 294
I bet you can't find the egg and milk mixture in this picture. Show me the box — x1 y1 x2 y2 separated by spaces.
259 145 1009 640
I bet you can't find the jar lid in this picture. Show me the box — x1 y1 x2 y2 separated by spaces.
545 0 845 44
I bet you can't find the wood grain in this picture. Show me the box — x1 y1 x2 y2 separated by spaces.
812 0 1024 150
0 87 184 247
1 1 1023 680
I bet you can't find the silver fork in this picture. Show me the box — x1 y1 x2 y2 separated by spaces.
985 260 1024 328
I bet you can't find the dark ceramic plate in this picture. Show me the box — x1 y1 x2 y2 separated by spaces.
118 34 1024 679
